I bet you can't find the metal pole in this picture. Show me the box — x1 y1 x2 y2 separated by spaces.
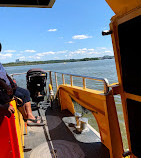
55 72 58 89
49 71 53 87
62 74 65 84
83 77 86 89
103 78 109 94
70 75 73 86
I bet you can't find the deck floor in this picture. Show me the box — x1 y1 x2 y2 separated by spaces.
24 101 110 158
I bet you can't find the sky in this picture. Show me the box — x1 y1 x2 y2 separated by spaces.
0 0 115 63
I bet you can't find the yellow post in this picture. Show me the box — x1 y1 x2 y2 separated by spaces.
11 100 25 158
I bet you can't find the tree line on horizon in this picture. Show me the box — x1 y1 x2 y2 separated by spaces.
3 56 114 67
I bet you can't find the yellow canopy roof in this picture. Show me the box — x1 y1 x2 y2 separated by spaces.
106 0 141 15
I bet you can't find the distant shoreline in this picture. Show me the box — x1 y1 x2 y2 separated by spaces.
3 56 114 67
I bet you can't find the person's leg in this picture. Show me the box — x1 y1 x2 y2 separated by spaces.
15 87 35 119
15 87 42 124
24 101 42 124
18 105 27 119
24 101 35 119
14 87 28 119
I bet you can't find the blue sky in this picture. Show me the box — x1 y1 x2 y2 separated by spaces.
0 0 114 63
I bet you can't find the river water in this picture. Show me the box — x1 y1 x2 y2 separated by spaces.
5 59 128 150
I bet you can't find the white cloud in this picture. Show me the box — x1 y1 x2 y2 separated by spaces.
36 51 55 57
4 50 16 53
88 49 95 51
13 47 113 61
29 56 41 60
104 50 113 55
68 48 113 57
24 50 36 53
65 41 74 44
0 53 13 59
48 29 57 32
100 47 107 50
72 35 92 40
36 53 44 57
57 50 67 54
43 51 55 55
36 56 41 59
19 56 26 60
95 47 113 56
36 50 68 58
70 48 97 55
16 53 23 56
54 57 59 59
104 50 112 53
34 48 112 60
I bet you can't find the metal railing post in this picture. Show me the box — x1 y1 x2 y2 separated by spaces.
55 72 58 89
49 71 53 87
62 74 65 84
70 75 73 86
103 78 109 94
83 77 86 89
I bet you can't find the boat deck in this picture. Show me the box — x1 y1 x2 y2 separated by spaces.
24 101 110 158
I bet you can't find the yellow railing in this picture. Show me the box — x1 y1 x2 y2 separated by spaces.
11 100 25 158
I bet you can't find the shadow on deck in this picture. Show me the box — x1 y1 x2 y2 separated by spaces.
24 102 110 158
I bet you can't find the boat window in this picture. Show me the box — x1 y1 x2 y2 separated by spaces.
118 15 141 96
118 15 141 157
